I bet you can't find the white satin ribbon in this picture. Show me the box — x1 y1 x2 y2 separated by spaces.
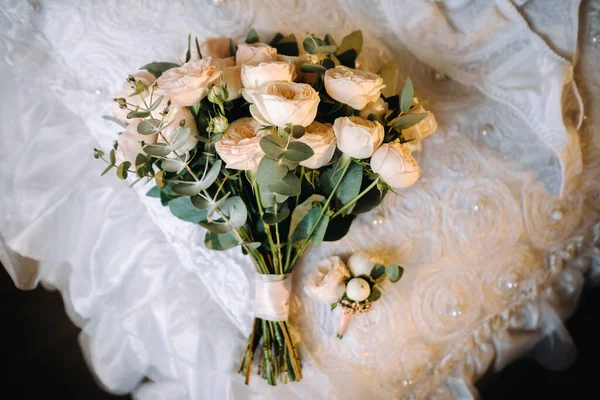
254 274 292 321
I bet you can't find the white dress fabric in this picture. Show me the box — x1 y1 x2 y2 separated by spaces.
1 0 599 399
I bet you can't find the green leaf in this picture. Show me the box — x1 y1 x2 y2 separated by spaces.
135 153 148 170
336 49 357 68
352 180 385 214
320 160 362 212
127 110 151 119
400 75 414 113
190 195 211 210
169 127 190 151
172 159 221 195
229 39 236 57
323 213 355 242
300 63 327 74
140 62 179 78
161 158 186 173
149 95 164 111
169 196 208 223
101 164 114 176
291 125 305 139
143 143 171 157
93 148 105 159
205 231 240 251
259 134 286 159
322 58 335 70
137 118 162 135
109 149 116 165
385 264 404 283
367 287 381 302
116 161 131 180
195 37 202 59
146 186 161 198
220 196 247 229
325 34 337 46
244 242 261 249
283 141 314 162
290 206 321 242
269 171 301 196
257 156 288 185
258 183 276 208
371 264 386 280
263 206 290 225
336 30 363 57
275 194 289 203
289 194 325 237
246 28 260 44
303 34 326 54
312 45 337 54
331 302 338 311
155 170 165 188
312 214 329 246
390 113 428 131
199 219 231 234
379 59 399 98
102 115 126 128
270 33 299 56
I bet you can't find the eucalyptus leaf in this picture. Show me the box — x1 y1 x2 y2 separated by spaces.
270 33 299 56
322 58 335 70
149 95 164 111
290 206 320 242
220 196 247 229
101 164 114 176
109 149 116 165
244 242 261 249
325 34 337 46
207 192 230 219
199 220 231 234
205 231 240 251
141 62 179 78
258 183 275 208
185 34 192 63
171 181 205 196
135 153 148 170
379 59 399 98
275 194 289 204
385 264 404 283
303 34 326 54
335 49 357 68
400 75 414 113
367 287 381 302
371 264 386 280
312 214 329 246
229 39 236 57
168 196 208 223
283 141 314 162
137 118 162 135
143 143 171 157
197 159 222 189
116 161 130 180
320 160 362 211
269 171 301 196
169 127 190 151
246 28 260 44
161 158 186 173
155 170 165 188
257 156 288 185
291 126 305 139
259 134 286 159
190 195 211 210
390 113 428 131
323 213 355 242
263 206 290 225
102 115 127 128
300 63 327 74
127 110 151 119
312 45 337 54
146 186 161 198
195 37 202 59
289 194 325 237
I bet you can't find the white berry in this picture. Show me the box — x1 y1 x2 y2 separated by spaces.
347 252 375 277
346 278 371 302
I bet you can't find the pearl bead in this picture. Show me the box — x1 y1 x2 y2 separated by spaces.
592 32 600 45
550 209 564 221
372 213 384 225
95 88 103 96
479 123 494 137
212 0 225 5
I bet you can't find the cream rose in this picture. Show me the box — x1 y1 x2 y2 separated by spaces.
214 118 266 170
401 99 438 143
241 61 296 92
199 36 232 59
115 119 158 165
209 58 243 101
243 81 320 127
235 43 278 65
297 122 336 169
155 60 221 106
112 71 156 122
371 142 420 189
277 54 310 80
324 66 385 110
157 105 199 155
359 97 389 120
333 116 384 159
307 256 351 304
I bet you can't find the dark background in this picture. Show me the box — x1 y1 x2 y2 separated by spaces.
1 266 598 399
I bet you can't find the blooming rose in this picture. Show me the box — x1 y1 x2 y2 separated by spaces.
209 58 243 101
236 43 278 65
277 54 311 79
155 60 221 106
297 122 336 169
371 142 420 189
112 71 156 122
243 81 320 127
333 116 384 159
324 66 385 110
307 256 350 304
199 36 232 59
115 119 157 165
156 105 199 155
347 252 375 277
359 97 389 120
214 118 266 170
401 99 438 143
241 61 296 92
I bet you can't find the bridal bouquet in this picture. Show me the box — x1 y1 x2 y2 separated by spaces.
95 29 437 385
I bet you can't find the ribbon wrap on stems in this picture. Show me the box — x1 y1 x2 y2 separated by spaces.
254 273 292 321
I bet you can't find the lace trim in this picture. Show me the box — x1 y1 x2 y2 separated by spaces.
407 220 600 399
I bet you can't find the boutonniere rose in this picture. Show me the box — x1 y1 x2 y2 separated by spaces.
308 256 350 304
324 66 384 110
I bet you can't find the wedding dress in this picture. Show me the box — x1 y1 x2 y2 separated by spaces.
1 0 599 399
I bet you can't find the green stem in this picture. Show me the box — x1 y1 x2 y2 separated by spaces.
274 203 283 274
253 180 278 274
287 156 352 270
331 177 380 218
